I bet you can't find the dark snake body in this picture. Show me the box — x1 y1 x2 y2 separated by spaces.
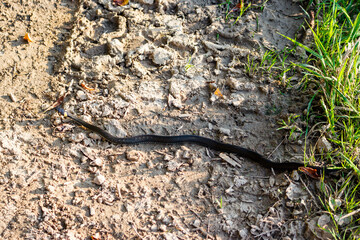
55 106 336 175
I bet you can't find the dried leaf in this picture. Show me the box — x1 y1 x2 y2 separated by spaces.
24 32 33 43
235 1 243 10
226 1 244 19
214 88 224 98
80 82 96 92
113 0 129 6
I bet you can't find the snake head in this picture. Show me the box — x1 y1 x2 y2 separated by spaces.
298 167 322 179
55 106 67 117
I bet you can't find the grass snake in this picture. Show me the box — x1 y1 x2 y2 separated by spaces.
55 106 338 178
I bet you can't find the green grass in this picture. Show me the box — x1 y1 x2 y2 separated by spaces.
280 0 360 239
219 0 269 23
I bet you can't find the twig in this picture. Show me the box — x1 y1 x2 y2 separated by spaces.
254 229 279 238
131 223 144 240
267 138 285 158
339 208 360 221
300 177 320 208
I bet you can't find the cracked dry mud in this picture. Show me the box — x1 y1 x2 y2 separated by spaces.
0 0 333 239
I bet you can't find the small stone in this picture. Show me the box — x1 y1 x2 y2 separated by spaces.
192 219 201 228
76 90 87 101
317 136 332 153
318 214 331 228
83 138 92 146
102 105 113 117
291 170 300 181
167 160 182 171
230 93 245 107
107 38 124 57
335 214 351 226
206 56 214 63
69 133 86 143
286 182 308 201
219 127 231 135
159 224 167 232
165 19 183 33
126 150 144 161
269 175 275 187
90 158 103 167
93 174 106 185
131 60 148 77
89 132 102 140
239 228 248 239
137 0 154 4
151 48 172 65
46 185 56 193
234 176 248 187
150 224 158 231
305 216 334 239
168 94 183 109
89 206 95 216
9 93 17 102
156 210 165 221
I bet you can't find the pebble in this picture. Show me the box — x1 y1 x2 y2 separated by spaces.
69 133 86 143
318 214 331 228
192 219 201 228
317 136 332 152
83 138 92 146
239 228 249 239
168 94 183 109
89 132 102 140
137 0 154 4
150 224 158 231
46 185 56 193
234 176 248 187
219 127 231 135
286 182 308 201
151 47 172 65
90 158 103 167
269 175 275 187
93 174 106 185
159 224 167 232
230 93 245 107
335 214 351 226
131 61 149 77
9 93 17 102
126 150 144 161
76 90 87 101
107 38 124 56
291 170 300 181
89 206 95 216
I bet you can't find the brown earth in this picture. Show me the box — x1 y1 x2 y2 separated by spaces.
0 0 333 239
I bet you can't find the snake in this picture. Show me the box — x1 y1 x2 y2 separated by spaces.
55 106 337 177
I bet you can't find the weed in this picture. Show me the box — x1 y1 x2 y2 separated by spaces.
277 114 303 141
185 57 195 72
216 196 223 209
218 0 233 16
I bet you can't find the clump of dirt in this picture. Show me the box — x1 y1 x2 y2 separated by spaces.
0 0 333 239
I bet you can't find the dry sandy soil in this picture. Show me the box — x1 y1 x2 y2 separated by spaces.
0 0 334 239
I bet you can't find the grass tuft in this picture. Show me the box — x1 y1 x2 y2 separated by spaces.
280 0 360 238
